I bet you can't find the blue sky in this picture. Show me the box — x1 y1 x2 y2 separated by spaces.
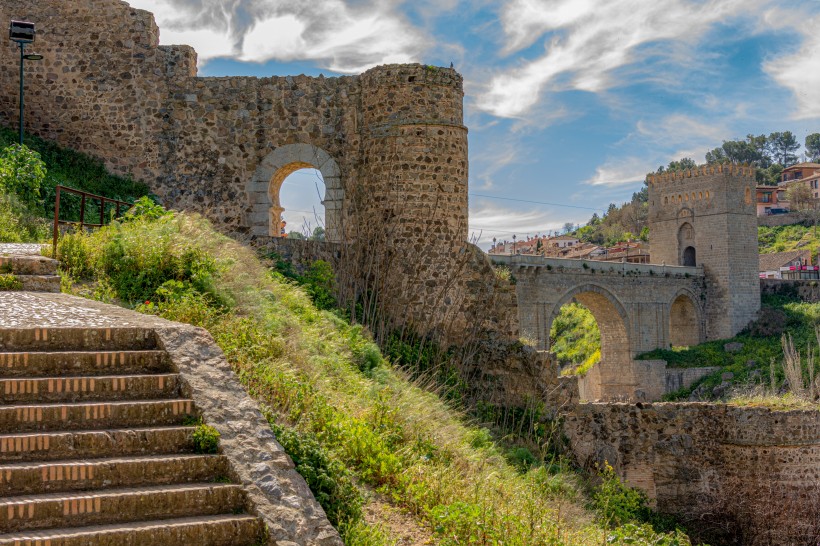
129 0 820 246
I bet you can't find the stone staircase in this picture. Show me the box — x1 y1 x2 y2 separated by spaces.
0 250 60 293
0 326 266 545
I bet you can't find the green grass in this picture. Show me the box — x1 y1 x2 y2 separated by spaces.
0 125 149 222
0 192 49 243
758 223 819 259
55 207 693 546
641 295 820 401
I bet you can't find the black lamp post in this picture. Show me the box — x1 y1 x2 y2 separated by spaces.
512 234 516 255
9 20 42 145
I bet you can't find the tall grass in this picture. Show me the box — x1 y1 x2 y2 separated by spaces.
0 192 49 243
56 208 692 545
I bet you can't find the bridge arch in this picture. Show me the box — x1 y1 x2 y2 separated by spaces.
247 143 343 242
669 289 703 347
548 284 633 399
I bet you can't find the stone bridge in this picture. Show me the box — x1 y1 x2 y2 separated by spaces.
492 255 706 400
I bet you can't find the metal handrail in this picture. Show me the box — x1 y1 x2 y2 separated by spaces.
52 185 132 257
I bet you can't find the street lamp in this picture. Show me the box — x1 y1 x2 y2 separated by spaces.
512 234 517 255
9 20 42 145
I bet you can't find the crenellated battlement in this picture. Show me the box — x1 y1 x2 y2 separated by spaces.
646 163 755 185
361 63 463 90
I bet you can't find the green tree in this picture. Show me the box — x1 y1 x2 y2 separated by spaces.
705 134 771 169
311 226 326 241
786 183 813 211
767 131 801 167
805 133 820 162
0 144 46 210
656 158 696 173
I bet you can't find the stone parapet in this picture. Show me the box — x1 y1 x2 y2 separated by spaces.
564 402 820 544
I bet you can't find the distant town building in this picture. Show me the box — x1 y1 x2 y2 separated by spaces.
759 249 814 279
755 185 789 216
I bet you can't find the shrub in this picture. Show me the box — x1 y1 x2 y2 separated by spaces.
745 305 788 337
0 192 48 243
301 260 336 310
192 424 221 454
607 523 691 545
269 423 363 528
56 207 220 305
0 144 45 210
593 463 651 527
0 274 22 291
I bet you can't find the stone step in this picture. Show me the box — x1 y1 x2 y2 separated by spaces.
0 427 195 464
0 329 158 353
0 256 57 276
0 483 247 533
0 375 180 404
0 514 265 546
0 454 229 497
2 276 61 293
0 400 196 434
0 351 170 378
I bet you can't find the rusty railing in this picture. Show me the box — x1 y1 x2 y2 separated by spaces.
52 185 132 257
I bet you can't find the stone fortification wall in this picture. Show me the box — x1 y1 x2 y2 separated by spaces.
0 0 196 182
0 0 544 405
757 211 807 227
564 402 820 545
760 278 820 302
647 165 760 339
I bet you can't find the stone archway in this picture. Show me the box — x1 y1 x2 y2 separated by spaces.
548 284 633 400
678 222 695 266
246 144 343 242
669 291 702 347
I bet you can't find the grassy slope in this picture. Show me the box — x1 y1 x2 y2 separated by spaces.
758 223 819 259
54 208 692 545
0 126 149 244
0 126 149 206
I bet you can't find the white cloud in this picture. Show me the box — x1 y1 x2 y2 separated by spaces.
586 113 734 186
127 0 427 72
763 14 820 120
584 156 656 187
477 0 766 118
469 201 569 246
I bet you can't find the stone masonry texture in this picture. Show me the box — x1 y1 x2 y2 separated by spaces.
564 402 820 545
0 0 548 406
0 1 528 387
647 164 761 339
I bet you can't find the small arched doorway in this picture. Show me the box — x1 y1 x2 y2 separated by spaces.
682 246 696 266
678 222 695 266
669 293 700 347
246 143 343 242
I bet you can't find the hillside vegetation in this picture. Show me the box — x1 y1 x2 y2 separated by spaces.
759 223 819 259
550 303 601 376
0 126 148 243
52 201 693 545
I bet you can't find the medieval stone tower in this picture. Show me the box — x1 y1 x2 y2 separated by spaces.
647 165 760 339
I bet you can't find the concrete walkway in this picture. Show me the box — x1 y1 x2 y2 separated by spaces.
0 243 47 256
0 292 169 328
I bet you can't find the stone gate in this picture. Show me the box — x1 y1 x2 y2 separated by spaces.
493 165 760 400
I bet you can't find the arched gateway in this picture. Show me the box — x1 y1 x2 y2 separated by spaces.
246 144 344 242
